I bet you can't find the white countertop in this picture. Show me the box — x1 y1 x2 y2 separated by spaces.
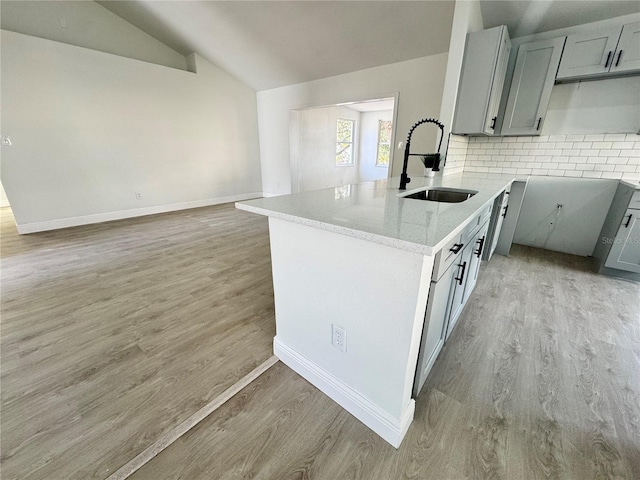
236 173 515 256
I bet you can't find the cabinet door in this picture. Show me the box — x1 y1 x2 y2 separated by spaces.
413 264 456 396
453 26 510 136
605 209 640 273
486 192 509 261
501 37 566 136
445 244 473 341
610 21 640 74
556 26 621 80
464 222 490 303
483 29 512 135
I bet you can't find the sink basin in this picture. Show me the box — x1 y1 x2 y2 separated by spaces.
399 187 478 203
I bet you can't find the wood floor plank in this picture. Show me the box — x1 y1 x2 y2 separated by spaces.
132 244 639 480
0 205 276 479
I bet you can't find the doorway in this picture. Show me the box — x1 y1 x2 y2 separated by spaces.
289 96 398 193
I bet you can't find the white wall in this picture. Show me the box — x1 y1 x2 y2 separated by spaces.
438 0 484 167
543 77 640 135
359 110 392 182
0 182 10 207
257 53 449 196
0 30 262 231
295 106 361 192
0 0 187 70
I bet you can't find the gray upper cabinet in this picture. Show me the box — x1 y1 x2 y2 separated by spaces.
453 26 511 136
557 21 640 81
611 21 640 74
501 37 566 136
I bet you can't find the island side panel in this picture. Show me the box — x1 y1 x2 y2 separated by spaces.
268 217 433 447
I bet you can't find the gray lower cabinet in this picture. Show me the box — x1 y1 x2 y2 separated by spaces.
464 222 490 304
501 37 566 136
446 243 474 341
605 208 640 273
413 217 492 396
485 189 510 261
412 255 457 396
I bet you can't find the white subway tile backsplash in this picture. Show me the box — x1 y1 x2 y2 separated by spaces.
622 149 640 157
604 134 627 141
562 149 579 156
458 133 639 181
557 163 575 170
576 163 595 170
605 157 627 164
612 142 634 149
548 135 566 142
582 149 600 156
601 172 623 179
585 134 605 141
565 134 585 142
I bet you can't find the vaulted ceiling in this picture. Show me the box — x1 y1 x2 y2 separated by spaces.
4 1 639 92
97 1 455 91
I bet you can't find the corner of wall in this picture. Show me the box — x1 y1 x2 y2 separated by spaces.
442 134 469 176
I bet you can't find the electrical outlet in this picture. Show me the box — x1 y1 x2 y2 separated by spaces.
135 192 142 200
332 324 347 352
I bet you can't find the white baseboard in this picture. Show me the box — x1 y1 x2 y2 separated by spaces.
16 192 264 234
261 192 283 198
274 337 414 449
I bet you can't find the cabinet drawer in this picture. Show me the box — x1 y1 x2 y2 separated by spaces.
629 191 640 210
432 232 464 281
462 204 492 244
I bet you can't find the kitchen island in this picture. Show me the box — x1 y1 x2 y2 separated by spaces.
236 173 514 447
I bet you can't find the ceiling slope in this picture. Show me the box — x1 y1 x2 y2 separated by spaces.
97 1 455 91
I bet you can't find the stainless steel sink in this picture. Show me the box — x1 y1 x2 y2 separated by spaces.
399 187 478 203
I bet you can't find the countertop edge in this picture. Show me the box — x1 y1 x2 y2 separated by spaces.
236 201 437 256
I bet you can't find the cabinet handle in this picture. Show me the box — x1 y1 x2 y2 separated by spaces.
450 243 464 254
455 261 467 286
474 236 485 258
624 213 632 228
615 50 623 67
502 205 509 218
490 117 497 130
604 50 613 68
536 117 542 130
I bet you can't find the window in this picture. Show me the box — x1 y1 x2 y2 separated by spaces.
336 118 355 166
376 120 392 167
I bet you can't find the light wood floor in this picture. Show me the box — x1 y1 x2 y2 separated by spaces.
0 205 276 479
131 245 640 480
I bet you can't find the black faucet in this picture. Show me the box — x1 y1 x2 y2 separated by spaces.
399 118 445 190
